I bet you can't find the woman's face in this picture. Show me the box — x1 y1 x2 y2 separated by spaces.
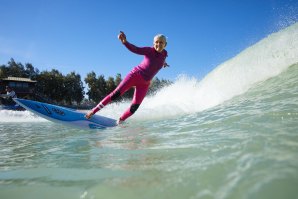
154 38 166 52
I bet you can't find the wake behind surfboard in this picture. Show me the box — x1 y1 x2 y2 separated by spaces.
13 98 117 129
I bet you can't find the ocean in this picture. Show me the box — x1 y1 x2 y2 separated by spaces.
0 23 297 199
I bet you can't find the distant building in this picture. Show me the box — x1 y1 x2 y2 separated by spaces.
0 77 37 98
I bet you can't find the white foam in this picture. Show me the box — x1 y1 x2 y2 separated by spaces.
0 110 47 123
121 23 298 121
2 23 297 123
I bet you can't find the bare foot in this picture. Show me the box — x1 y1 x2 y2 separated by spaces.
85 111 94 119
117 118 124 125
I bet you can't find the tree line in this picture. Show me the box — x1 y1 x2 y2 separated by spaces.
0 58 172 105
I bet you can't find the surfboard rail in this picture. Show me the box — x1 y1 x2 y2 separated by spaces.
13 98 117 129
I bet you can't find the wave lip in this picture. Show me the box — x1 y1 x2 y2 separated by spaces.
136 23 298 120
200 22 298 107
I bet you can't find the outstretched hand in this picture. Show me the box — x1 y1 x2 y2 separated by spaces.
118 31 127 44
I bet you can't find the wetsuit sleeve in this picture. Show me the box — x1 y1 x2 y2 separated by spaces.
123 41 151 55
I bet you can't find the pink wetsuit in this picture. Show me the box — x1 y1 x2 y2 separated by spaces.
91 41 168 121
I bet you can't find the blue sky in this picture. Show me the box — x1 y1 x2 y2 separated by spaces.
0 0 297 82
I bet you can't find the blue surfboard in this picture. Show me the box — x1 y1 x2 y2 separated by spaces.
13 98 117 129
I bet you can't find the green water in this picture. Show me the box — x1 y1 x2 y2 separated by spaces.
1 22 298 198
0 64 297 199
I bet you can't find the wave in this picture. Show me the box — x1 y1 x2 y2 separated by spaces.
1 23 297 123
134 23 298 120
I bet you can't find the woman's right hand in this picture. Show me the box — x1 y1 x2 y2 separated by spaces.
118 31 127 44
85 111 94 119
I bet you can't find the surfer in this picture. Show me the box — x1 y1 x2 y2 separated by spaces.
85 31 169 124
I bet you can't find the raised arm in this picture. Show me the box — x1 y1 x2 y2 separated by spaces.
118 31 151 55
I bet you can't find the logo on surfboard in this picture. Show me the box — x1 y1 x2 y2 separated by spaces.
52 108 65 116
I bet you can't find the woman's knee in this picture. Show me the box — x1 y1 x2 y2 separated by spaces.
111 90 121 101
130 104 140 114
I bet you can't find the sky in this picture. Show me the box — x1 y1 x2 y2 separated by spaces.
0 0 297 83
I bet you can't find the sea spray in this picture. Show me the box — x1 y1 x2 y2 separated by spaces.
199 22 298 106
134 23 298 120
0 110 46 123
1 23 297 123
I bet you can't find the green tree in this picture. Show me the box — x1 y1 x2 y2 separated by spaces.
85 71 101 102
96 75 107 100
115 73 122 85
7 58 25 77
1 58 172 105
0 58 39 79
106 76 116 94
24 63 39 79
64 72 84 105
0 65 8 78
36 69 65 103
85 72 125 102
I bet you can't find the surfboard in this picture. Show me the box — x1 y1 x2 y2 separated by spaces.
13 98 117 129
